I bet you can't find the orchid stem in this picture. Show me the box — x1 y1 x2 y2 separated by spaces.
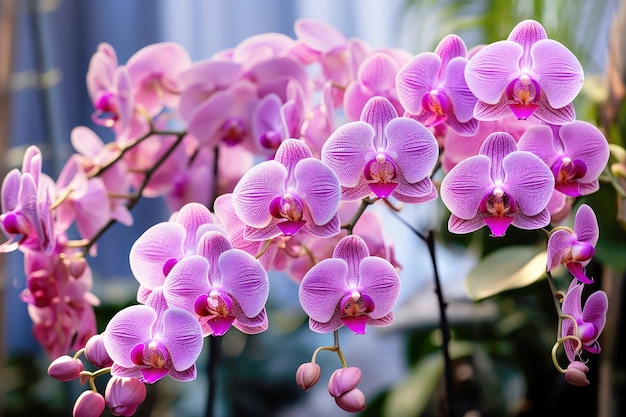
310 330 348 368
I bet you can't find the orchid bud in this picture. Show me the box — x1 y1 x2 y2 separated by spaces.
295 362 321 391
47 355 84 382
564 361 590 386
85 334 114 367
328 366 362 398
73 390 106 417
105 376 147 416
335 387 367 413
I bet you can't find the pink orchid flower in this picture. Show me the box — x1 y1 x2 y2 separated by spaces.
1 145 55 254
397 34 478 135
561 279 608 362
440 131 554 236
103 298 203 383
232 139 341 239
547 204 599 284
465 20 583 123
322 96 439 203
163 231 270 336
517 121 609 197
299 235 400 334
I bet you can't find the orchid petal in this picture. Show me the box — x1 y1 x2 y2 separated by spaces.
232 160 287 228
103 305 155 368
358 52 397 93
517 124 557 165
479 132 518 182
558 121 610 182
1 169 20 212
168 365 196 382
218 249 268 317
574 204 599 246
163 255 211 313
473 98 512 121
444 57 476 123
435 34 467 75
304 212 341 238
358 257 400 319
546 229 575 271
503 152 554 216
440 155 491 220
322 121 372 187
274 139 313 180
299 258 348 323
511 209 551 231
160 307 203 371
385 117 438 183
396 52 441 114
581 290 608 337
448 213 487 234
360 96 398 146
566 262 594 284
532 96 576 124
294 158 340 225
294 18 346 52
465 41 523 104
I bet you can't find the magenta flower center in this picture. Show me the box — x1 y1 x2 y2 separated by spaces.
195 290 236 336
421 89 450 126
339 291 375 334
506 74 541 119
479 186 517 237
1 211 29 235
26 271 59 308
92 91 118 127
130 341 171 383
550 157 587 197
259 130 282 150
220 117 246 146
269 193 307 236
567 241 595 263
364 153 399 199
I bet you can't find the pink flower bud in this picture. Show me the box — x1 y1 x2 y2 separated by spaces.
295 362 321 391
47 355 84 382
105 376 147 416
73 390 106 417
85 334 114 367
328 366 362 398
335 388 367 413
565 361 590 386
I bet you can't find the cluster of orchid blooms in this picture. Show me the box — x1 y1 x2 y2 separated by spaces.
0 17 614 416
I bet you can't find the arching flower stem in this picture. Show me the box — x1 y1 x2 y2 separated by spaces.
341 197 377 235
311 330 348 369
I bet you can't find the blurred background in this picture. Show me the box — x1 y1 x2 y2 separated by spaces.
1 0 625 416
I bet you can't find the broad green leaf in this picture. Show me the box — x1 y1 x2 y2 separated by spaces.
465 246 547 300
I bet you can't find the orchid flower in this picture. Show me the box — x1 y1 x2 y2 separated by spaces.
1 145 55 254
322 96 438 203
298 235 400 334
517 121 609 197
547 204 599 284
163 230 270 336
232 139 341 239
561 279 608 362
465 19 583 123
440 131 554 237
397 34 478 135
103 299 203 383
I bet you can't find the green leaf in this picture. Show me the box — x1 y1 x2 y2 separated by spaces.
465 246 547 300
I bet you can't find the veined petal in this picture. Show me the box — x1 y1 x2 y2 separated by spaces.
562 279 583 318
304 212 341 238
444 112 479 136
358 52 397 93
173 203 215 253
574 204 599 246
232 160 287 228
473 98 511 121
294 158 340 225
358 257 400 319
309 314 343 333
218 249 269 318
196 231 232 279
532 94 576 124
440 155 492 219
299 258 348 323
163 255 211 313
581 290 608 338
559 121 610 182
360 96 398 146
546 229 575 271
503 152 554 216
507 20 547 68
233 307 269 334
333 235 370 286
531 39 584 109
517 124 557 166
435 34 467 77
512 209 551 230
322 121 373 187
103 305 155 368
129 223 186 289
442 57 475 123
168 365 196 382
479 132 518 182
1 169 20 212
465 41 523 104
160 307 203 371
396 52 441 114
274 139 313 179
448 213 487 234
385 117 438 183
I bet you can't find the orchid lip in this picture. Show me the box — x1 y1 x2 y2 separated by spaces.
220 117 246 146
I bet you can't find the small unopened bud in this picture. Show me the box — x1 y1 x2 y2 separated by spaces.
85 334 114 367
73 390 106 417
565 361 590 386
335 387 367 413
48 355 84 382
68 256 88 278
296 362 321 391
105 376 147 416
328 367 362 398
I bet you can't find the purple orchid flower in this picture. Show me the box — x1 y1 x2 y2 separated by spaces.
232 139 341 239
163 230 270 336
322 96 439 203
396 34 478 136
517 121 609 197
465 20 583 123
1 145 55 254
440 131 554 237
547 204 599 284
129 202 218 302
561 279 608 362
298 234 400 334
103 298 203 383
